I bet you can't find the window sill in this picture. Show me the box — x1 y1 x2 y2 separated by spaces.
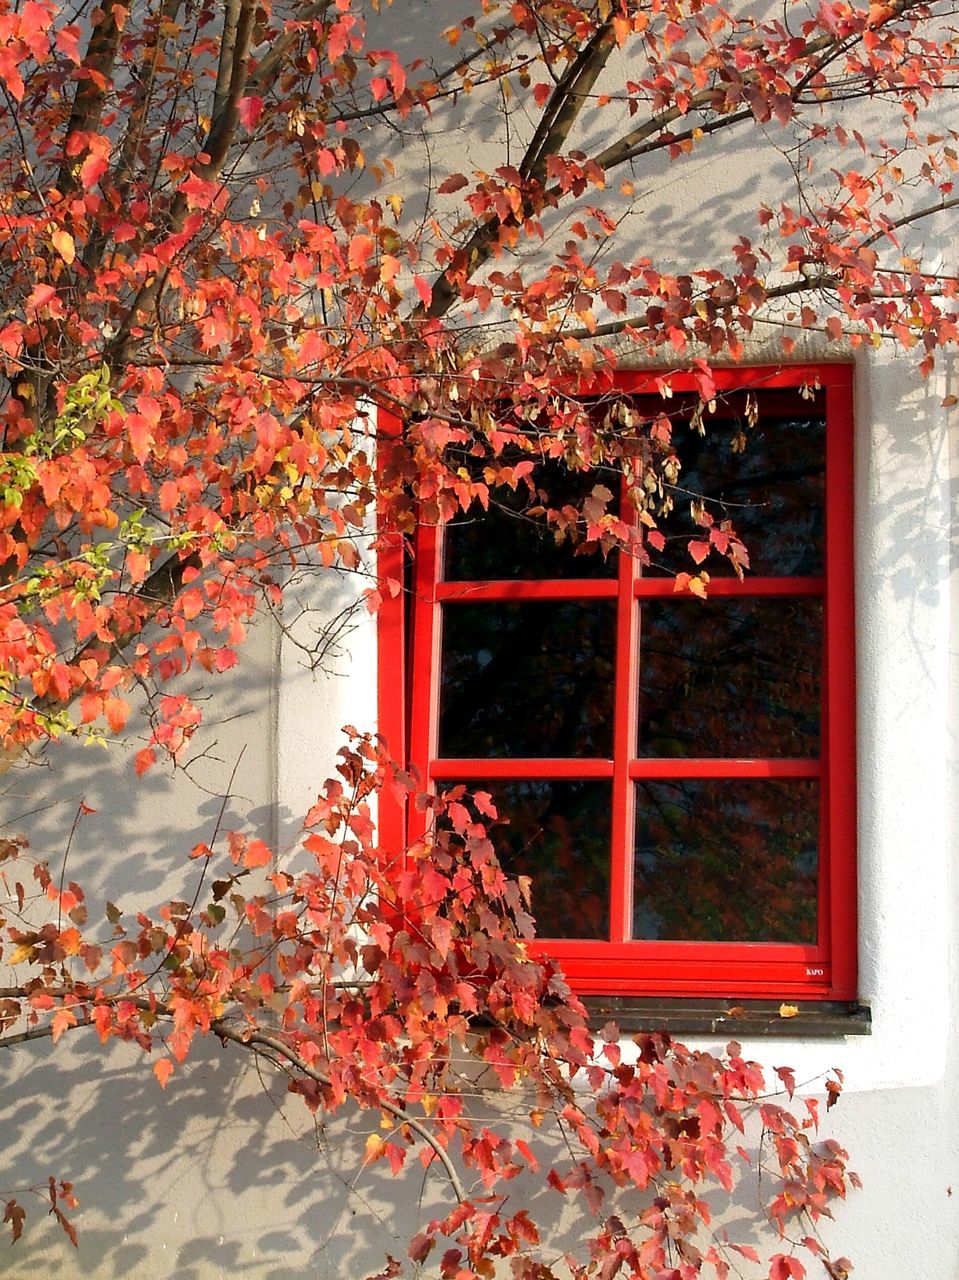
582 997 872 1038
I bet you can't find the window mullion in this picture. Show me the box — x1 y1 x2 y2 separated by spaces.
409 520 443 845
609 492 639 945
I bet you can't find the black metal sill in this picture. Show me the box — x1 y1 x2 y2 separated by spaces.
581 997 872 1038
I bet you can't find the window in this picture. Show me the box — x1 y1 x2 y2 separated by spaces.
378 365 856 1000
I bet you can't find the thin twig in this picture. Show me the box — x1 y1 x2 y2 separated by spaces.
211 1022 469 1204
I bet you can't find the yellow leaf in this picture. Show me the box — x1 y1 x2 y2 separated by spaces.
364 1133 386 1163
779 1003 799 1019
51 229 76 265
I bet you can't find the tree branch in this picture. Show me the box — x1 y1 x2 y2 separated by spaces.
248 1 333 91
210 1022 469 1205
80 0 185 275
591 0 927 177
859 193 959 248
424 20 615 321
0 995 469 1206
55 5 123 197
110 0 258 362
520 22 614 184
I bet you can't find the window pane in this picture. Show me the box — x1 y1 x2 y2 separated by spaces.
444 461 619 581
439 601 616 758
637 599 822 758
450 781 611 939
632 779 819 943
646 415 825 577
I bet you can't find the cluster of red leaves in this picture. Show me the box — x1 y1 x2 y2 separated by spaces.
0 735 856 1278
0 0 956 763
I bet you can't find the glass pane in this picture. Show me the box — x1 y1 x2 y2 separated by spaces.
444 460 619 581
448 781 611 939
647 414 825 577
439 601 616 758
632 779 819 943
637 599 821 757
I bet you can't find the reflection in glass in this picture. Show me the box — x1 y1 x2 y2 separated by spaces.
632 779 818 943
444 460 619 581
439 601 616 758
647 414 825 577
637 599 822 757
451 781 611 939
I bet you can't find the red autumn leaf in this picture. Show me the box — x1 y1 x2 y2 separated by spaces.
50 1006 77 1043
776 1065 797 1098
51 229 75 265
437 173 469 194
730 1243 761 1263
688 540 711 564
78 150 109 189
243 839 273 869
3 1200 25 1244
55 24 82 63
770 1256 805 1280
0 49 25 102
237 95 263 131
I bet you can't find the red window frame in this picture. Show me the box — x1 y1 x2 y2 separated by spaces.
377 364 856 1001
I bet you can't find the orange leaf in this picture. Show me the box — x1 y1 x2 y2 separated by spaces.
154 1058 174 1089
51 1007 78 1043
51 230 76 265
243 839 273 869
348 235 374 270
103 696 130 734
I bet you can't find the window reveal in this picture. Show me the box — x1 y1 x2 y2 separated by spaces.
388 365 856 999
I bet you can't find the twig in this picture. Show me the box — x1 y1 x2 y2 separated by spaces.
210 1022 469 1204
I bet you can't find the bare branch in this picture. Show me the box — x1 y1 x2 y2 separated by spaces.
248 2 334 91
424 20 615 321
56 5 123 197
209 1022 470 1205
859 193 959 248
0 998 469 1207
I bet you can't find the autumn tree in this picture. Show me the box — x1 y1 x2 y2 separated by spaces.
0 0 955 1274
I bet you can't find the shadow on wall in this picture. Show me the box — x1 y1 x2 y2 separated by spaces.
861 354 957 610
0 1025 829 1280
312 2 828 313
0 1032 445 1280
0 598 415 1280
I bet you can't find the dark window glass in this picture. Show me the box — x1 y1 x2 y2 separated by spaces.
646 414 825 577
444 461 619 581
438 601 616 758
452 781 612 939
632 779 819 943
637 599 822 758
